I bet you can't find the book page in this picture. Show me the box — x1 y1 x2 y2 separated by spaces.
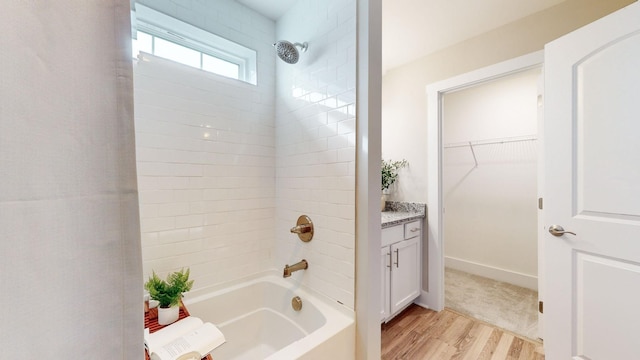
157 337 192 357
145 316 203 354
150 323 225 360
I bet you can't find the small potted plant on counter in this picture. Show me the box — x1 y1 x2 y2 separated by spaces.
144 268 194 325
381 159 408 211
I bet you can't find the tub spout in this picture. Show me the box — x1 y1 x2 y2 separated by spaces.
283 259 308 278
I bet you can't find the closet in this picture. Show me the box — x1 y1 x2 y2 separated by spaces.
442 68 541 340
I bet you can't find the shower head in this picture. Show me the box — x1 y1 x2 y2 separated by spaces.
273 40 308 64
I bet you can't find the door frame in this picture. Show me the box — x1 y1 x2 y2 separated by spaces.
422 51 544 311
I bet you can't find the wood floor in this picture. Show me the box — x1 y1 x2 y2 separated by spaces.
381 305 544 360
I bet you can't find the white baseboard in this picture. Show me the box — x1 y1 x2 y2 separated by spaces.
445 256 538 290
415 291 432 310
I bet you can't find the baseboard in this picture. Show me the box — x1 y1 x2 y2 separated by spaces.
414 292 432 310
445 256 538 290
416 289 444 311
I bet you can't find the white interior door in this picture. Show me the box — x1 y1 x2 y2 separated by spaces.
536 70 544 340
544 3 640 360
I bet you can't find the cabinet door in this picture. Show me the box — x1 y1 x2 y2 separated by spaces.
380 246 391 321
390 237 420 315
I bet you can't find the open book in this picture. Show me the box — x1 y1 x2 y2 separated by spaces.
145 316 225 360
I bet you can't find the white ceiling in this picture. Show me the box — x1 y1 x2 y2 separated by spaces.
236 0 567 72
384 0 566 72
235 0 298 21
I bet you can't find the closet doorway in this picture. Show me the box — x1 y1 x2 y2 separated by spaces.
441 67 541 341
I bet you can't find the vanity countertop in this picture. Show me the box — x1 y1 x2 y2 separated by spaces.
381 201 426 228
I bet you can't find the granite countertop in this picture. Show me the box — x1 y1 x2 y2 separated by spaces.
381 201 426 228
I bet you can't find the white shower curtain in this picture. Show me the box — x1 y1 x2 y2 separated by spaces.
0 1 142 358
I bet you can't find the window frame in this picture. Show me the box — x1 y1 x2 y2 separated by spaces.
132 4 257 85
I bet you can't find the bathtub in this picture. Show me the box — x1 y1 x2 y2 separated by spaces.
183 272 355 360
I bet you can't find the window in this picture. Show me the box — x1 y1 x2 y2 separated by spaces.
132 4 257 85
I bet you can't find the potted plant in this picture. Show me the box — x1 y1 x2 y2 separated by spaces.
144 268 194 325
381 159 408 211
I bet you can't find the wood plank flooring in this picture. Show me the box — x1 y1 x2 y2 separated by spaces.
381 305 544 360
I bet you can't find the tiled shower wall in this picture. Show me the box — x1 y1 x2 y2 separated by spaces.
134 0 357 310
134 0 277 290
275 0 357 309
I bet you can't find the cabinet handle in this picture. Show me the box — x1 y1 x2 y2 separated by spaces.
387 252 391 268
394 249 399 268
410 228 419 233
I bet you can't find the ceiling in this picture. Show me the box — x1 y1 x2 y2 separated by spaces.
236 0 567 72
382 0 566 72
235 0 298 21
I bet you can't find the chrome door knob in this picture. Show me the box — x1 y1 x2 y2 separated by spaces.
549 224 576 237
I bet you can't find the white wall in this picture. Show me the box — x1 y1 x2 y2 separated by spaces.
443 69 539 288
355 0 383 357
135 0 277 290
1 1 142 357
443 70 538 143
382 0 634 203
275 0 357 309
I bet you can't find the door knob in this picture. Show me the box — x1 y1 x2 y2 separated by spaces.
549 224 576 237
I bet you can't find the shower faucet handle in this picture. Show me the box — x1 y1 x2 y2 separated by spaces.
290 215 314 242
290 223 312 234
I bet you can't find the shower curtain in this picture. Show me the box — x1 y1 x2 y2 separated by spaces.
0 1 142 358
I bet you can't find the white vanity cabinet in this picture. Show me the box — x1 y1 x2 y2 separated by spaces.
380 219 422 322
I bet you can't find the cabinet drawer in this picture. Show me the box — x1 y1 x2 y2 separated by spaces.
382 225 404 247
404 220 421 239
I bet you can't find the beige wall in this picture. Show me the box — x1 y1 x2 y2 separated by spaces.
382 0 635 202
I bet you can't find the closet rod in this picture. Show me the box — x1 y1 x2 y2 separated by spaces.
443 135 537 149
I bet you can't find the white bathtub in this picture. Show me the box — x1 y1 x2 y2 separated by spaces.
183 272 355 360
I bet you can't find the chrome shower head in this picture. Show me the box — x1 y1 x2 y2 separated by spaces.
273 40 308 64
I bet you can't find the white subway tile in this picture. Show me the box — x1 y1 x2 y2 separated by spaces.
175 214 204 229
157 202 190 217
141 232 159 247
138 190 174 204
139 204 159 219
141 217 175 232
189 201 205 214
189 226 204 240
158 228 191 244
156 177 190 190
173 189 203 202
327 135 348 150
337 148 355 162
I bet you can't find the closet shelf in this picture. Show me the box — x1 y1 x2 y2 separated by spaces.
444 135 537 168
443 135 537 149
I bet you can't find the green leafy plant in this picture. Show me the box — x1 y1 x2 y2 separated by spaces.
144 268 194 308
382 159 408 191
